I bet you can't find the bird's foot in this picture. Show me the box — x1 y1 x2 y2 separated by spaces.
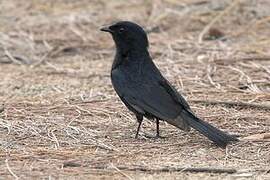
143 133 166 139
135 132 139 139
134 131 166 139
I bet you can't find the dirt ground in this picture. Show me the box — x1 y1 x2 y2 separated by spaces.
0 0 270 179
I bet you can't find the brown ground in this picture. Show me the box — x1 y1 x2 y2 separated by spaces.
0 0 270 179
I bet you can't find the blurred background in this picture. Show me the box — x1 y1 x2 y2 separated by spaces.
0 0 270 179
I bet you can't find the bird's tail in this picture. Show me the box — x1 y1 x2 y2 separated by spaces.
181 110 238 148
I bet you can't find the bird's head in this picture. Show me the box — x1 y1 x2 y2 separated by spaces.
100 21 149 53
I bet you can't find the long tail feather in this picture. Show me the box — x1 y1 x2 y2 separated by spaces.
181 111 238 148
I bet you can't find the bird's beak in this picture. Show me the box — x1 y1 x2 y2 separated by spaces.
100 26 113 33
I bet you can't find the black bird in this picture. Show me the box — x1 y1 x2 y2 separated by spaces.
101 21 238 148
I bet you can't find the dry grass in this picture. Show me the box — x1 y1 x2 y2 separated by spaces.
0 0 270 179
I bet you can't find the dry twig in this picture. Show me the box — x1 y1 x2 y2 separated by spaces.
5 159 19 180
191 100 270 110
92 165 270 174
198 0 243 43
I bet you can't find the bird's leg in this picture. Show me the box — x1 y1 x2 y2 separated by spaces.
154 118 166 139
135 115 143 138
156 118 160 138
135 121 142 138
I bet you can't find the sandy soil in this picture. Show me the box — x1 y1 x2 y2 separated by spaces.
0 0 270 179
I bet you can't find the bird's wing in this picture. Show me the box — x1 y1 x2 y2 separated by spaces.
158 79 193 113
148 60 193 112
112 68 191 130
112 69 182 119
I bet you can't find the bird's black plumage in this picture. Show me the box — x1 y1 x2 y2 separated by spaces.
101 21 238 148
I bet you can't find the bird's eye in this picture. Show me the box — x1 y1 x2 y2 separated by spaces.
118 27 125 33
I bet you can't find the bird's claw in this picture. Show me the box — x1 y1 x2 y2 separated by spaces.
142 133 165 139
